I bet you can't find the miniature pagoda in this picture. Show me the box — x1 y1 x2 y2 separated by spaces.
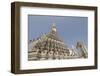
28 23 88 61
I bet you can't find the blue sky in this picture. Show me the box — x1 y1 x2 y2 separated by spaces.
28 15 88 47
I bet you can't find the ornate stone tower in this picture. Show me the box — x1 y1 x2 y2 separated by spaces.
28 23 87 61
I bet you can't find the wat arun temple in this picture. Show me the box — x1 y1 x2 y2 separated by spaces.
28 23 88 61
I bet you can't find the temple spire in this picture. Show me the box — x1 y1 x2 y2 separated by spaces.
51 23 57 32
28 23 88 61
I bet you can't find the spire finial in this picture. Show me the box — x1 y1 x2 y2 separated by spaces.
51 23 57 32
53 22 56 26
